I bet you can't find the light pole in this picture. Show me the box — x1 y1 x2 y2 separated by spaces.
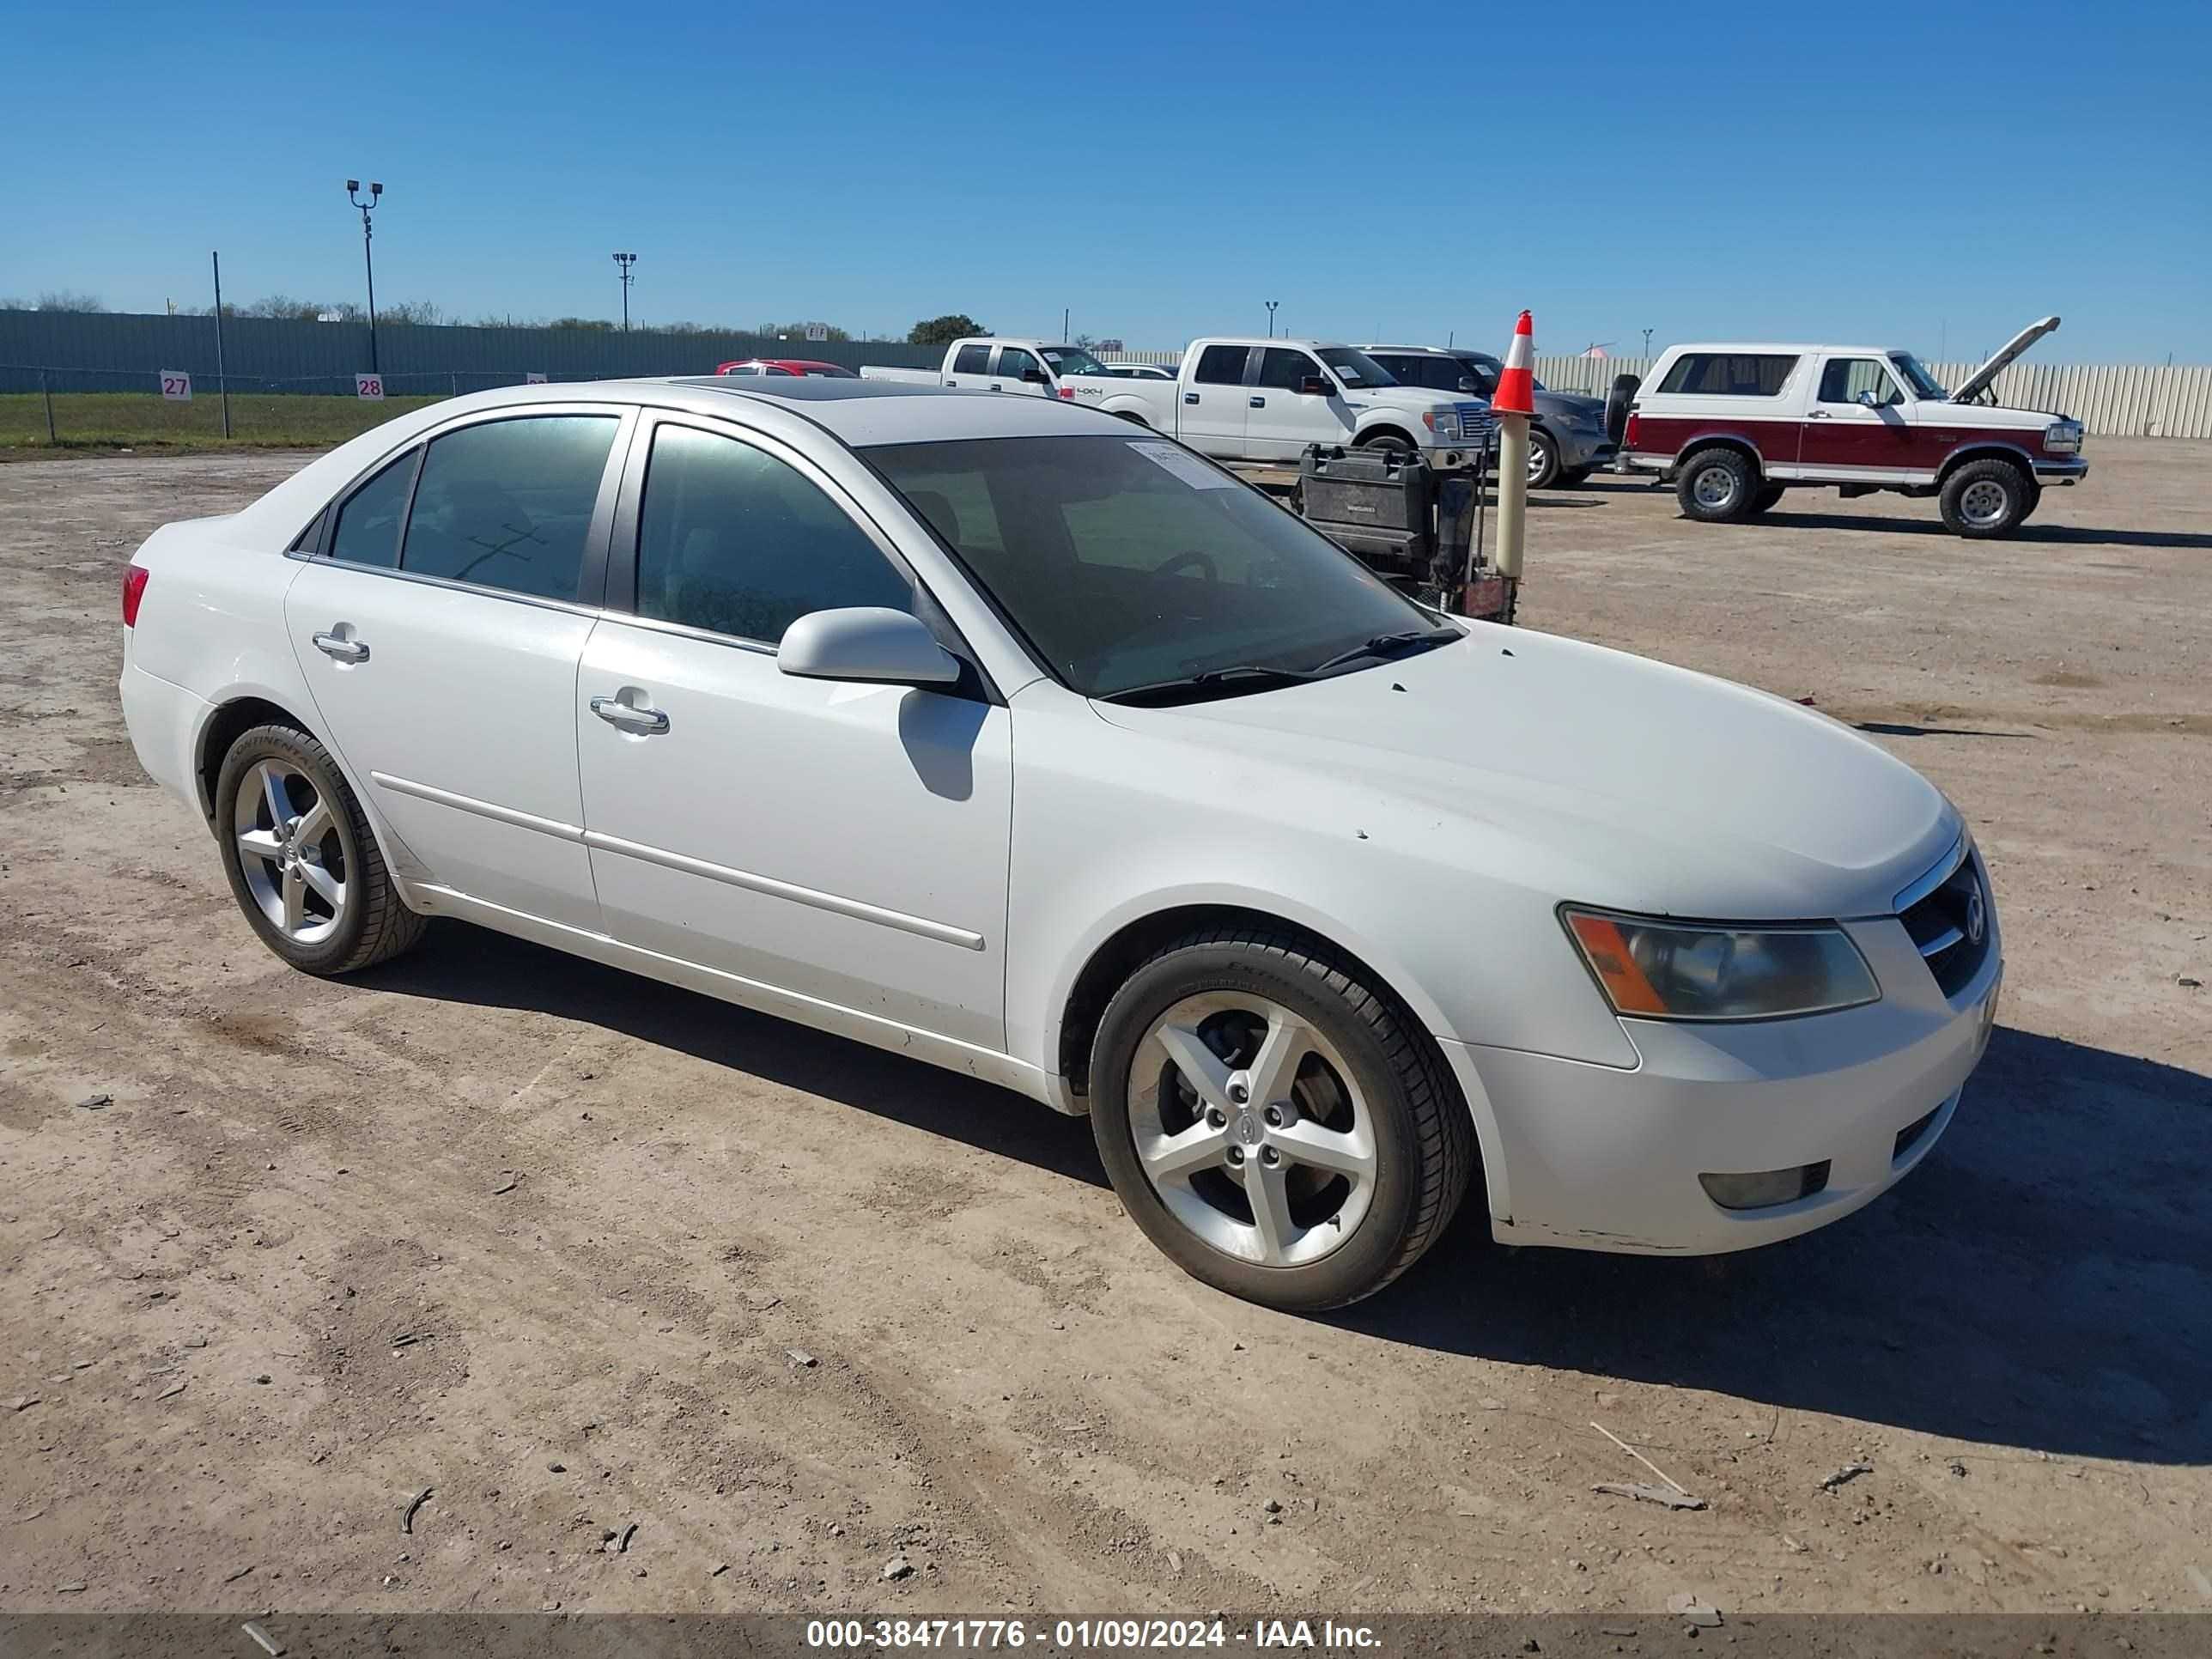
612 252 637 331
345 179 382 372
1265 300 1279 338
1642 327 1653 359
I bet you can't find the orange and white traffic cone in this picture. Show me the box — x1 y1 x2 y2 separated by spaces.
1493 311 1535 606
1492 309 1537 416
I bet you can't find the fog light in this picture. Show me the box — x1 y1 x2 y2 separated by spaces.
1698 1161 1830 1211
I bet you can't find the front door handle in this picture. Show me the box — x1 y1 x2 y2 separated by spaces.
1183 392 1200 404
1808 409 1832 418
591 695 670 735
1249 395 1266 408
988 381 1002 392
312 629 369 663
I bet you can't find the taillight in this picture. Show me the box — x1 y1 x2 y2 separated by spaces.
1057 386 1074 401
122 565 149 628
1624 412 1641 447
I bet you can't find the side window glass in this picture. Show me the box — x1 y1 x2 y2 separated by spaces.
1659 353 1800 397
1194 344 1249 386
1256 348 1319 392
1818 358 1903 406
953 344 991 375
327 450 417 569
399 416 620 600
635 426 915 644
997 348 1042 382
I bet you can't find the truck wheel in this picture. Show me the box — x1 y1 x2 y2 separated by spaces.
1358 432 1414 455
1747 483 1787 515
1088 924 1475 1311
1526 428 1562 489
1675 447 1759 523
1939 459 2033 538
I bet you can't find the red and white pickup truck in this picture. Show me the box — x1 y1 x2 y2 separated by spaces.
1622 318 2086 538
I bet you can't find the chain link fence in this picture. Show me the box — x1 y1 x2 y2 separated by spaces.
0 364 589 450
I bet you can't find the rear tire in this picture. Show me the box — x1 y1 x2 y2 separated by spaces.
1747 483 1787 515
1676 447 1761 523
1938 458 2033 538
215 723 426 976
1089 925 1475 1312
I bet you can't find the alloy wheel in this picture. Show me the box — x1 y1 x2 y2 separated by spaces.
232 758 348 945
1127 992 1378 1267
1959 478 2011 527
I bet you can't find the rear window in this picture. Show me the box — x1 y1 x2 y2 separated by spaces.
953 344 991 375
1657 353 1800 398
1194 344 1250 386
398 416 620 601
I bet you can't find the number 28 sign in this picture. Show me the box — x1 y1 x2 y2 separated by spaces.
159 370 192 402
355 374 386 401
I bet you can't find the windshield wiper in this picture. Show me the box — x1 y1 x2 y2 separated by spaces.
1097 664 1319 707
1309 626 1462 676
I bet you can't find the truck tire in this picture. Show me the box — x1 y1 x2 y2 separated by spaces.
1603 374 1640 444
1088 923 1475 1311
1938 458 2033 538
1748 483 1787 515
1358 431 1414 455
1526 428 1562 489
1675 447 1760 523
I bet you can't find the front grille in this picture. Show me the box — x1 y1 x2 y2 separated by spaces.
1454 402 1496 448
1899 848 1991 998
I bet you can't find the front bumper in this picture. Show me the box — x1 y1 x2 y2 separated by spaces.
1551 423 1616 472
1443 913 2002 1255
2032 456 2089 482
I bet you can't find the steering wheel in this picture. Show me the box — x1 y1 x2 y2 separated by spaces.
1152 550 1218 584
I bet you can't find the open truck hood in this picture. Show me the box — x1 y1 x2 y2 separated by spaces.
1951 315 2059 404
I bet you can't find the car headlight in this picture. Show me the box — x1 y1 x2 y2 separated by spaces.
2043 421 2082 453
1561 908 1880 1021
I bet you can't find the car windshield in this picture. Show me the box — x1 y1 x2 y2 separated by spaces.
1315 347 1397 387
865 434 1454 702
1453 354 1546 394
1040 346 1109 377
804 364 858 378
1888 353 1949 399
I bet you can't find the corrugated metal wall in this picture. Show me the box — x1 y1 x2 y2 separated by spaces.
0 309 939 396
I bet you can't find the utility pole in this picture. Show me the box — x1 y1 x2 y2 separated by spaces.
612 252 638 331
1062 307 1069 343
345 180 383 372
210 252 231 440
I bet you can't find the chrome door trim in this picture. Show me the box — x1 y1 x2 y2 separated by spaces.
581 829 987 951
368 771 586 843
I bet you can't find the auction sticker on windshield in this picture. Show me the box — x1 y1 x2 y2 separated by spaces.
1128 441 1235 489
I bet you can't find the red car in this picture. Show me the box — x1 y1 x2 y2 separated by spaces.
714 358 857 378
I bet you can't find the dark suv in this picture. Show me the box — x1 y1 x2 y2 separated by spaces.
1362 345 1617 488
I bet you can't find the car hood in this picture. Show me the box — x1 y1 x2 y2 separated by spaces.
1951 314 2059 404
1537 390 1606 422
1343 385 1461 415
1092 627 1957 921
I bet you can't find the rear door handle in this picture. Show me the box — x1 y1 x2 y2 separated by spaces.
1249 395 1266 408
312 630 369 663
1183 392 1200 404
988 381 1002 392
591 695 670 735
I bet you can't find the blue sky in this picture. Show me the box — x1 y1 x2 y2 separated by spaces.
5 0 2208 362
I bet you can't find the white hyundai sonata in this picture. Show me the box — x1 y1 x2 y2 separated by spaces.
117 378 2002 1310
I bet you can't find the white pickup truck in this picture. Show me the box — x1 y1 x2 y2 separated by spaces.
864 337 1492 469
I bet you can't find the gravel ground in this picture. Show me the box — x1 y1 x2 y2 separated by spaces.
1 441 2206 1619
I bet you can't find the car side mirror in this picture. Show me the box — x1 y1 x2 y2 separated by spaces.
1022 368 1050 385
1299 375 1334 396
777 607 960 688
1457 378 1480 394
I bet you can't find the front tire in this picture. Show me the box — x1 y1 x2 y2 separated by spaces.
215 722 425 975
1526 427 1562 489
1747 483 1787 515
1939 459 2033 538
1675 446 1760 523
1089 926 1475 1311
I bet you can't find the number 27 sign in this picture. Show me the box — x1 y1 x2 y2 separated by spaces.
355 374 386 401
159 371 192 402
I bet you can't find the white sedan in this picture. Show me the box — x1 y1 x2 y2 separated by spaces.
117 378 2002 1310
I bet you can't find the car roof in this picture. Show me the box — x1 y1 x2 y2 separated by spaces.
1662 343 1898 356
659 375 1137 445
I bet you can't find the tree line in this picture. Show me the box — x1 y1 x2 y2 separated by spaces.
3 292 997 347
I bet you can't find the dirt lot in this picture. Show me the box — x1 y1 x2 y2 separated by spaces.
2 442 2207 1621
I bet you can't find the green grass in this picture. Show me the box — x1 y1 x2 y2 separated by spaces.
0 392 447 456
